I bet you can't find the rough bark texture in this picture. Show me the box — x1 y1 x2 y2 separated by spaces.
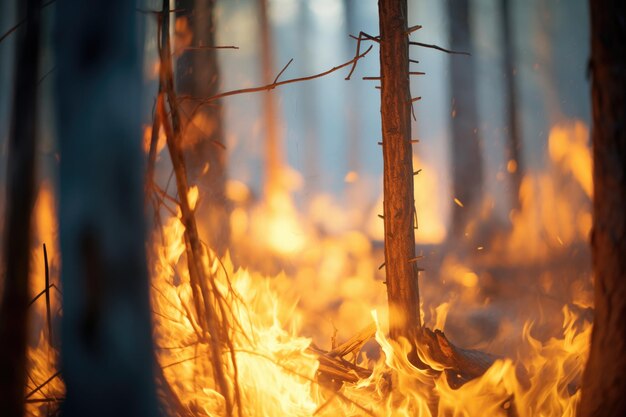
500 0 523 209
0 0 41 415
54 1 158 416
378 0 421 341
176 0 229 255
448 0 483 238
579 2 626 416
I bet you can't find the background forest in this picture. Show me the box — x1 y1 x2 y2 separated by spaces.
0 1 605 417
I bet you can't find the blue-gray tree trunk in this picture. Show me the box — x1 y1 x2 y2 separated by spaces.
54 1 158 415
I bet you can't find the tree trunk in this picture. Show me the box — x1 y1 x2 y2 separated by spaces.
54 1 158 416
0 0 41 415
378 0 421 342
176 0 230 256
579 2 626 416
499 0 523 210
258 0 282 197
448 0 483 238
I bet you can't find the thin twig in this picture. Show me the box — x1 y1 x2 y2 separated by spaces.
273 58 294 84
191 45 373 104
43 244 52 349
0 0 55 44
406 24 423 34
37 66 56 85
184 45 239 50
27 284 61 308
346 32 379 80
409 41 470 56
24 371 60 399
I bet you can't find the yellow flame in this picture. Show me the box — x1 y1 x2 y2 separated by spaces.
26 121 593 417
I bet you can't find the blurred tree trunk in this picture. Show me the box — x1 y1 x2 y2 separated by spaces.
378 0 421 343
0 0 41 415
258 0 282 197
299 2 319 195
344 0 361 175
499 0 523 210
54 1 158 416
176 0 229 255
448 0 483 238
579 1 626 416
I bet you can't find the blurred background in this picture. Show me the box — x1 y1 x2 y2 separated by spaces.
0 0 593 354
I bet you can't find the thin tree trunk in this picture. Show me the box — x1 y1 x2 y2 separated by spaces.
579 1 626 416
378 0 421 342
0 0 41 415
158 4 240 414
448 0 483 238
499 0 523 210
176 0 230 256
54 1 158 415
258 0 282 197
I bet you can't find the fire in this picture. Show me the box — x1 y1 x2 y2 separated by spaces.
24 121 593 416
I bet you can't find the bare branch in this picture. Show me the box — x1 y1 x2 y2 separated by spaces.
409 41 470 56
406 24 423 34
273 58 294 84
187 45 373 107
184 45 239 50
346 31 379 80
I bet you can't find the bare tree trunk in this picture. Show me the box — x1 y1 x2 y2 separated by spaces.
579 2 626 416
54 1 158 416
258 0 282 196
499 0 523 210
448 0 483 238
378 0 421 342
176 0 230 255
0 0 41 415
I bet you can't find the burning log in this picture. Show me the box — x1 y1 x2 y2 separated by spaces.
311 321 497 390
419 327 497 388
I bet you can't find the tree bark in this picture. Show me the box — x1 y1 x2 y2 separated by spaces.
54 1 158 416
579 1 626 416
448 0 483 238
0 0 41 415
378 0 421 342
176 0 230 256
499 0 523 210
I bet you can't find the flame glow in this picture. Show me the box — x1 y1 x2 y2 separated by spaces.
25 121 593 416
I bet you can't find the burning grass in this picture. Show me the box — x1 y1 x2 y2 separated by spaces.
25 120 593 416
